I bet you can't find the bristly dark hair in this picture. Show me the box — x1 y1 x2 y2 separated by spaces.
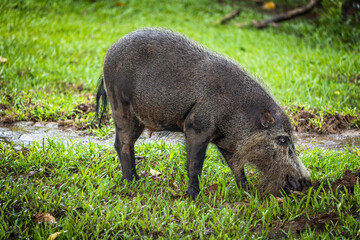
93 74 108 126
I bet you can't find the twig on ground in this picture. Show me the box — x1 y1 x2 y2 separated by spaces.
237 0 321 29
220 9 241 25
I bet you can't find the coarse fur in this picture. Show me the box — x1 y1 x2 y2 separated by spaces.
228 131 310 195
96 28 311 198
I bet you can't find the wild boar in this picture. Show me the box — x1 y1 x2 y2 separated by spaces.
95 28 311 199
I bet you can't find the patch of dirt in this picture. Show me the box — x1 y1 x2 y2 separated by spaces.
206 183 219 195
0 91 112 129
66 82 85 92
268 168 360 238
329 74 360 84
57 103 111 130
1 112 17 123
312 168 360 194
289 106 359 134
76 103 94 114
1 91 358 135
269 211 340 238
0 103 9 110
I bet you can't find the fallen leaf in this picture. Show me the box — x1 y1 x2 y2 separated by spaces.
35 212 56 224
115 2 126 7
263 1 276 9
173 181 180 190
139 170 148 177
0 56 7 63
20 170 39 178
47 232 62 240
27 170 38 177
275 197 283 203
150 169 161 176
207 184 219 193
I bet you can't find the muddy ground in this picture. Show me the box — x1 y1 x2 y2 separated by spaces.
1 99 359 150
268 168 360 239
48 104 360 134
1 121 359 150
289 106 359 134
1 95 359 134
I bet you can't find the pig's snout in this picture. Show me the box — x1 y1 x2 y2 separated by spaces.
284 174 312 193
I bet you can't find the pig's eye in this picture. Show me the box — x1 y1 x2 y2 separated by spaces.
276 136 290 146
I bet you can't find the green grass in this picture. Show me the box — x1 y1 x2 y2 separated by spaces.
0 0 359 125
1 140 360 239
1 0 360 238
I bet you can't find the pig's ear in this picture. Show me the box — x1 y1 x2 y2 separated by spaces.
260 109 275 129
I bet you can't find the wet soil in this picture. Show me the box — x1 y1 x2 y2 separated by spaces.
0 122 185 149
0 94 98 126
270 212 344 239
0 121 359 150
289 106 359 134
312 168 360 194
1 92 359 134
269 168 360 238
295 130 360 149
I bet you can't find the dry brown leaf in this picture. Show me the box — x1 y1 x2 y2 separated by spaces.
47 232 62 240
263 1 276 9
276 197 283 203
207 184 219 193
35 212 56 224
20 170 38 179
150 169 161 176
27 170 38 177
0 56 7 63
115 2 126 7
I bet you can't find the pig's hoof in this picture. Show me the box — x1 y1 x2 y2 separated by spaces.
240 181 249 191
122 174 141 182
186 188 199 200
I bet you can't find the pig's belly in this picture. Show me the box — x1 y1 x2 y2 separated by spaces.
131 98 193 132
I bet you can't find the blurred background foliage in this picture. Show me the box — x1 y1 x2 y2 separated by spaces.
0 0 359 114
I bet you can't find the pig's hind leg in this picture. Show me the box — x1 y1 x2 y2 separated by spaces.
183 105 216 199
113 105 144 182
